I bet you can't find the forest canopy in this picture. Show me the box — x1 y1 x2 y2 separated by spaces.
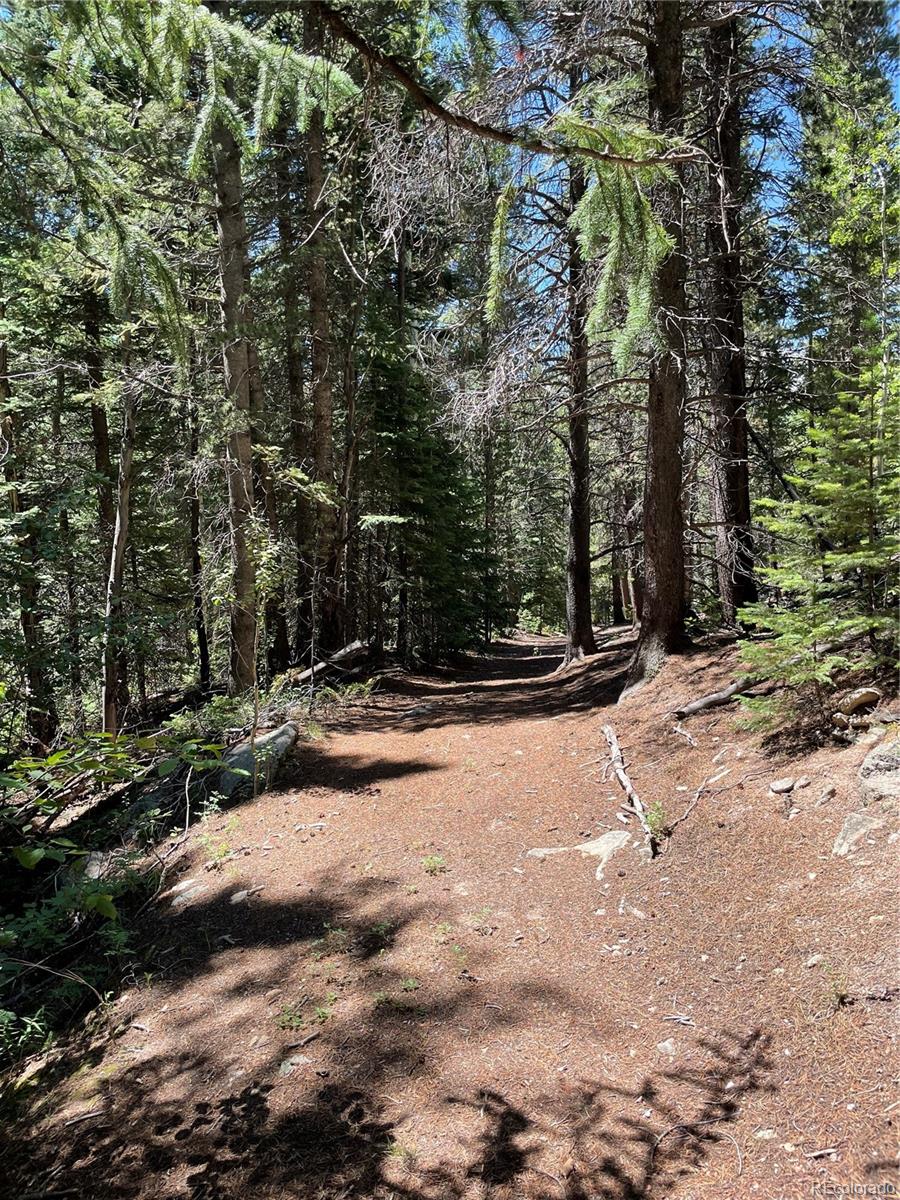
0 0 896 738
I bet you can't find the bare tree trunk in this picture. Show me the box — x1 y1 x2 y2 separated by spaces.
209 12 258 693
305 5 343 653
564 160 598 664
101 361 137 736
129 541 148 719
706 16 756 624
1 303 58 748
624 0 687 694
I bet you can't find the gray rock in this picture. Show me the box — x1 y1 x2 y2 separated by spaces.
170 883 209 909
858 738 900 809
832 712 850 729
832 812 886 857
769 777 795 794
527 830 632 881
656 1038 677 1057
278 1053 312 1077
805 954 825 968
795 776 811 790
213 721 300 802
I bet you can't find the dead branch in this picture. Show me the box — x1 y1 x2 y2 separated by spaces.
667 768 731 837
601 724 658 856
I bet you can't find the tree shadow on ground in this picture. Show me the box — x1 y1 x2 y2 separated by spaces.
3 863 774 1200
323 630 638 737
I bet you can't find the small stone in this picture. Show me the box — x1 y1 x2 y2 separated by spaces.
816 786 837 806
754 1129 776 1140
833 811 886 856
794 776 811 790
805 954 825 968
832 712 850 729
769 777 795 794
278 1054 312 1077
656 1038 676 1057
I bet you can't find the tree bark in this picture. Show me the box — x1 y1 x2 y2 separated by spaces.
84 290 115 540
187 397 211 693
101 358 137 736
53 370 83 729
563 160 598 663
1 302 58 748
209 10 258 694
706 16 756 624
305 4 343 653
624 0 688 693
272 121 314 659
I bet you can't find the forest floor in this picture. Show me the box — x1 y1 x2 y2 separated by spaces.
3 629 898 1200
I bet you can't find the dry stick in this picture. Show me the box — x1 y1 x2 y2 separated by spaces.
667 769 731 837
601 724 658 856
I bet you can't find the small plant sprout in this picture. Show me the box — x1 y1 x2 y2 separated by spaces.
421 854 447 875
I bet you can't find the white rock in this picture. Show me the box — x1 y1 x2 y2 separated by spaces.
769 777 795 794
805 954 824 968
833 811 886 856
656 1038 677 1057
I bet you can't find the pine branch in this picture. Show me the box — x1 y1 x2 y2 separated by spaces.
313 1 701 169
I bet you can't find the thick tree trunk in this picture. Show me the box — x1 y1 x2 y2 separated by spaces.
624 0 687 693
187 398 211 693
101 367 137 736
53 370 83 728
1 305 58 748
564 161 598 664
273 124 314 659
209 20 258 694
305 6 343 653
706 17 756 624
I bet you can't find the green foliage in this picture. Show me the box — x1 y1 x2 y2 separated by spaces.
551 83 675 368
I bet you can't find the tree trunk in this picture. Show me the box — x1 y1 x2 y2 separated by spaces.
272 122 314 659
706 16 756 624
100 363 137 736
564 160 598 663
209 14 258 694
624 0 688 693
305 5 343 653
84 290 115 540
187 398 211 693
54 369 84 729
1 304 58 748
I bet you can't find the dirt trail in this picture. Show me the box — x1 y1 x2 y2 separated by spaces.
4 631 898 1200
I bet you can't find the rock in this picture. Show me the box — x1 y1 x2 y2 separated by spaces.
794 776 811 790
656 1039 677 1057
832 712 849 729
769 777 795 794
527 830 631 881
170 883 209 910
278 1054 312 1077
842 686 882 715
816 786 836 806
212 722 300 803
833 812 886 857
858 738 900 809
805 954 825 968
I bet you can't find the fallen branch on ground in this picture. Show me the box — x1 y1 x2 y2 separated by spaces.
666 768 731 838
673 679 752 719
601 724 658 856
